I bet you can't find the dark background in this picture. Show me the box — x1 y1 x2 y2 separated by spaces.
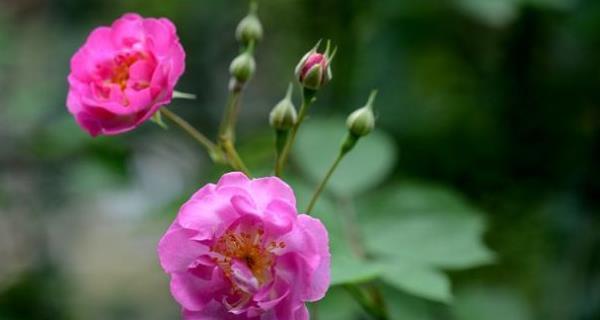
0 0 598 319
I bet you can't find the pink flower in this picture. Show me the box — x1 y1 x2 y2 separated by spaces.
67 13 185 136
158 172 330 319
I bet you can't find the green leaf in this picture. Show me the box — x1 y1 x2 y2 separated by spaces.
452 286 532 320
380 284 439 320
360 183 495 269
294 118 396 195
380 260 451 303
353 183 495 302
331 255 381 286
315 287 364 320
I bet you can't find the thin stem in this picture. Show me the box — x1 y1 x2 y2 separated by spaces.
218 89 242 143
273 129 289 176
217 86 252 175
160 108 222 162
343 284 388 320
306 150 345 214
276 88 316 176
221 138 251 176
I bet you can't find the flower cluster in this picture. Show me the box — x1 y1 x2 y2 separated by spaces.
158 172 330 319
66 6 378 319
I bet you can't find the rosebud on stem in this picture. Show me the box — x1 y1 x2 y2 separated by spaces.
271 84 298 175
236 1 263 47
269 84 297 130
346 90 377 138
229 49 256 87
305 90 378 213
295 40 336 91
275 86 317 177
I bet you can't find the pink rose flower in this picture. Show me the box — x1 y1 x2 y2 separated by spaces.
67 13 185 136
158 172 330 319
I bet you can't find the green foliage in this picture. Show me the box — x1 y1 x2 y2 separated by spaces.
294 118 397 195
292 163 495 304
360 184 496 269
381 261 451 303
452 286 532 320
359 184 494 303
315 287 365 320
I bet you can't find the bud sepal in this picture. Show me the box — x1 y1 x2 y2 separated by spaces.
235 2 263 46
346 90 377 138
229 51 256 85
269 84 298 130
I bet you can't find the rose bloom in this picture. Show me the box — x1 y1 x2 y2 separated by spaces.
158 172 330 319
67 13 185 136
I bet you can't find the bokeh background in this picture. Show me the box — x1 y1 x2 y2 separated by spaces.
1 0 599 319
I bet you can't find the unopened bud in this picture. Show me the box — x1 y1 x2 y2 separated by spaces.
229 52 256 83
269 84 297 130
236 13 263 45
294 40 336 90
346 90 377 137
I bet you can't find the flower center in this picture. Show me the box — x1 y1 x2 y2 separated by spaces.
109 52 146 91
212 228 285 289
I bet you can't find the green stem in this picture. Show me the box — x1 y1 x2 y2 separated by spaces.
273 129 289 176
217 87 252 176
221 138 251 176
218 89 242 143
276 88 316 176
306 150 346 214
343 284 389 320
160 108 223 163
306 133 358 213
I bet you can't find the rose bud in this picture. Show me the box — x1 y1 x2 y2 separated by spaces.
66 13 185 136
346 90 377 137
229 51 256 84
294 40 336 91
269 84 297 130
235 11 263 45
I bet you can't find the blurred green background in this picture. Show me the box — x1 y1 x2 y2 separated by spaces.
0 0 599 319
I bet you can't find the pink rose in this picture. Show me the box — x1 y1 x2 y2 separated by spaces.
158 172 330 319
67 13 185 136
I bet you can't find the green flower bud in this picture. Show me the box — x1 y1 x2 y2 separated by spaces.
236 13 263 45
269 84 297 130
229 52 256 83
346 90 377 137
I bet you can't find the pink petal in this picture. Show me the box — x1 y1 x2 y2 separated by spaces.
110 13 145 49
294 305 310 320
249 177 297 209
170 269 227 312
190 183 216 201
157 223 209 273
217 172 251 190
297 214 331 301
178 194 239 238
263 199 297 236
